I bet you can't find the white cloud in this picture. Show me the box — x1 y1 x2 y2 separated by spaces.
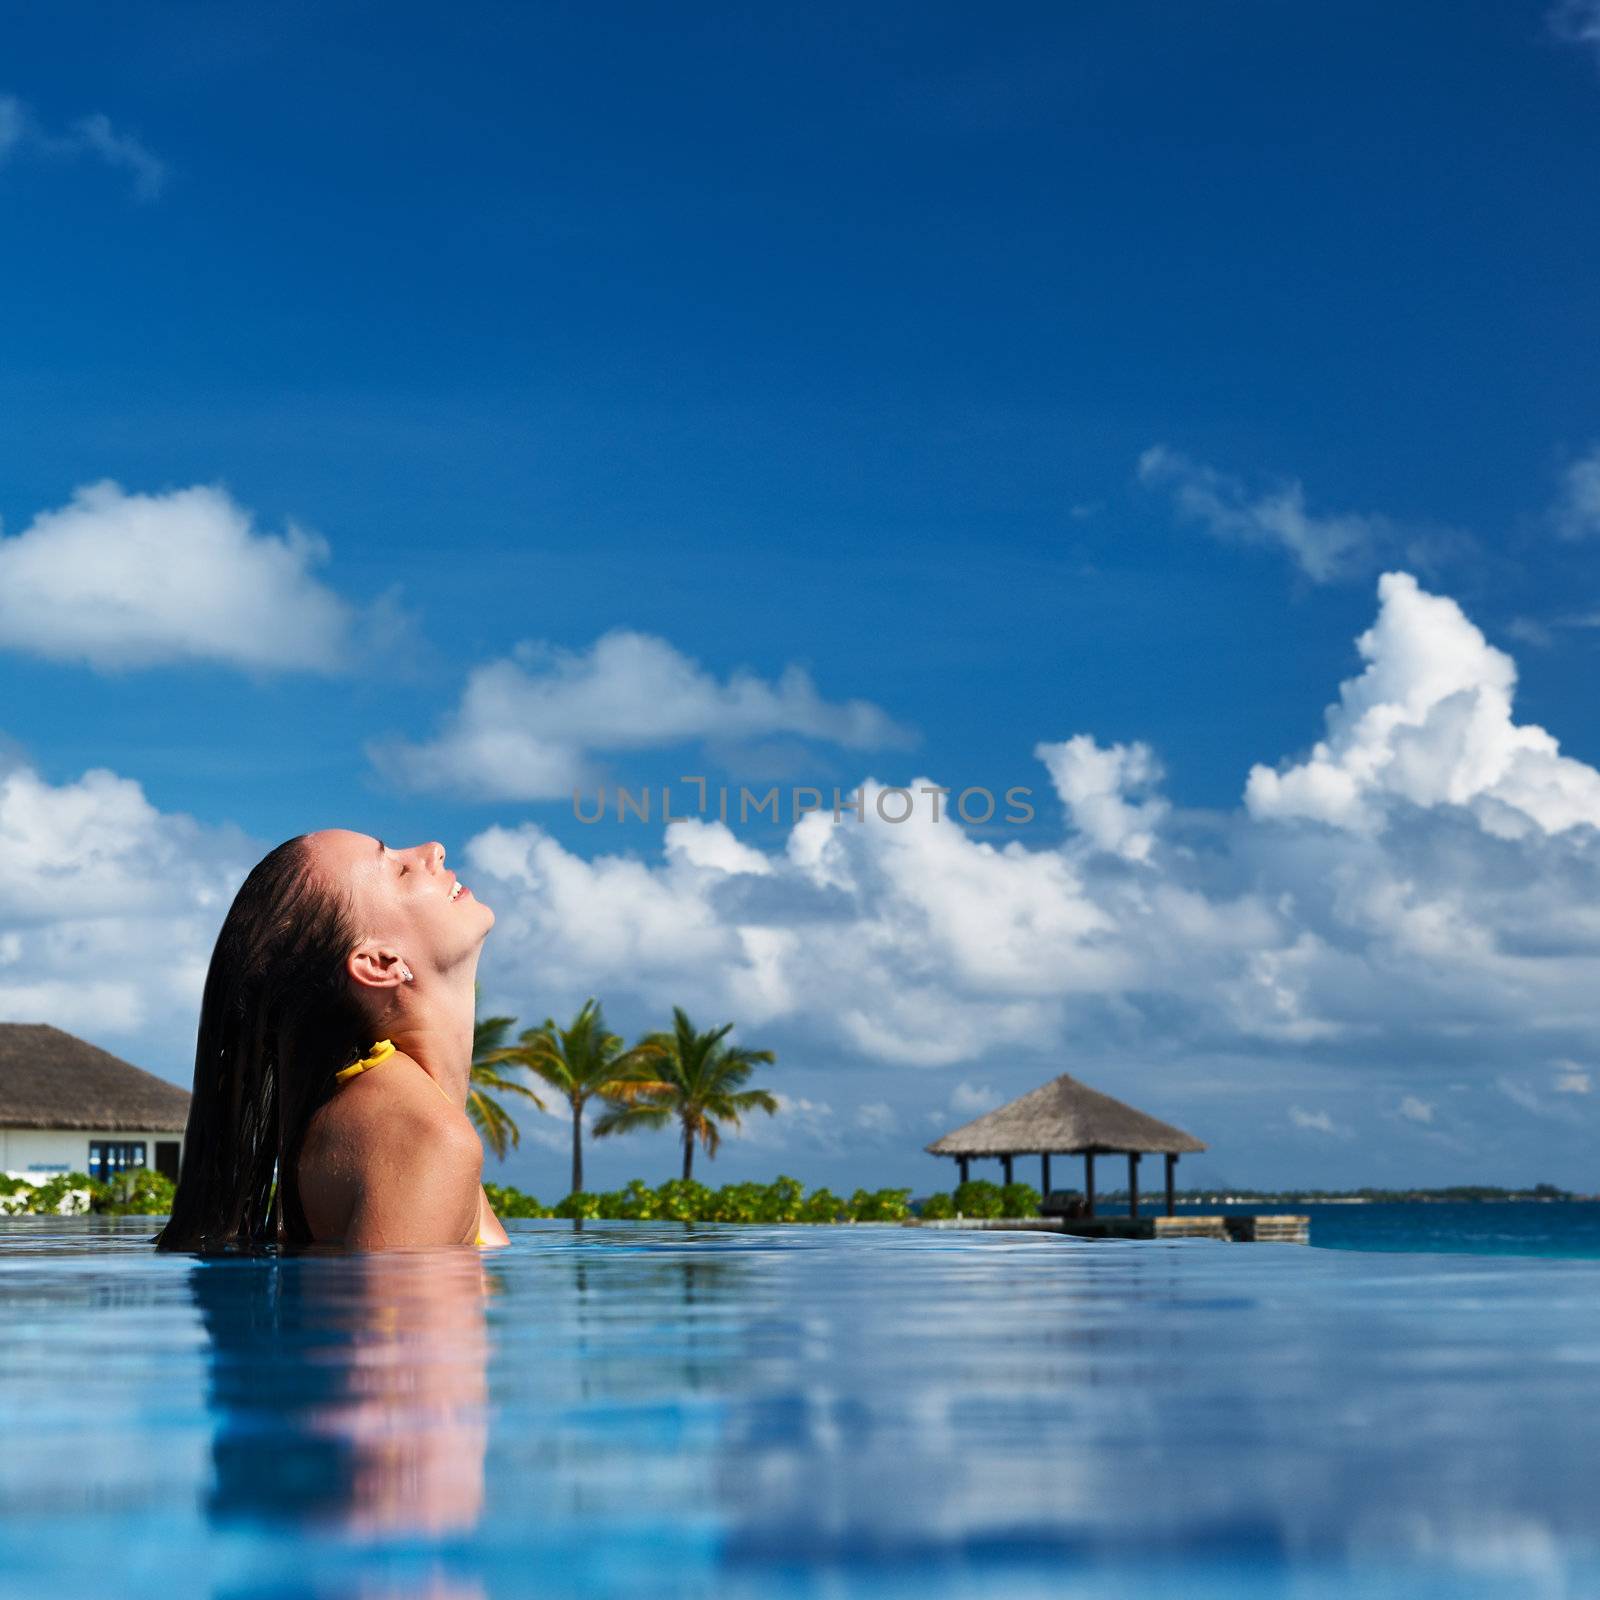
1493 1073 1590 1126
1138 445 1389 583
368 628 916 800
1398 1095 1435 1124
1553 445 1600 539
730 1092 832 1152
449 567 1600 1184
0 92 165 200
0 747 253 1050
856 1101 897 1134
1246 572 1600 837
950 1081 1000 1114
1289 1106 1345 1136
0 481 383 674
1036 733 1168 861
17 560 1600 1182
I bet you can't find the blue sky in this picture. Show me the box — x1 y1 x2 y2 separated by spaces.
5 1 1600 1196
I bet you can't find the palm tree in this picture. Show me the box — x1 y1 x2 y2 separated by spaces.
482 997 664 1194
468 986 548 1161
593 1005 778 1182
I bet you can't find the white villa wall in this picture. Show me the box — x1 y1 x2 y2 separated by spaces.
0 1126 182 1182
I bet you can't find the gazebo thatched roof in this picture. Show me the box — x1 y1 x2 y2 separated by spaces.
926 1073 1205 1157
0 1023 190 1132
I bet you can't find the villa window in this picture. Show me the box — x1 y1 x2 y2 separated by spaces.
88 1141 147 1182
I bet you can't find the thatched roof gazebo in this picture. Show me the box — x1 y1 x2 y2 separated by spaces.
925 1073 1206 1218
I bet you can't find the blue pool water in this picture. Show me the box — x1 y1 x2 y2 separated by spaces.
3 1215 1599 1599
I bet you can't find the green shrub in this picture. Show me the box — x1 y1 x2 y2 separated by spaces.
607 1179 660 1220
652 1179 714 1221
705 1181 766 1223
999 1182 1041 1218
482 1182 550 1219
1 1171 96 1215
483 1176 945 1226
846 1187 912 1222
796 1187 845 1223
951 1179 1005 1218
918 1192 956 1219
93 1168 177 1215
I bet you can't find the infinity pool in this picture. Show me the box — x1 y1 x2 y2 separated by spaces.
2 1218 1596 1598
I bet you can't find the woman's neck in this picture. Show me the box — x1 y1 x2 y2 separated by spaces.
385 966 478 1108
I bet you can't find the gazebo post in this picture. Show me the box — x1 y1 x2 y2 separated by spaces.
1084 1150 1096 1218
958 1156 970 1186
1001 1153 1013 1186
1128 1152 1140 1219
1165 1152 1176 1217
1041 1152 1051 1195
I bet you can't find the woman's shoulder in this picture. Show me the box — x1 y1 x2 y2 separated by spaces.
299 1051 480 1244
319 1049 474 1148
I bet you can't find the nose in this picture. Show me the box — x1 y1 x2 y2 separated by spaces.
426 841 445 872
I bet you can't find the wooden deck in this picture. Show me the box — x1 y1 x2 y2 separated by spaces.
907 1213 1310 1244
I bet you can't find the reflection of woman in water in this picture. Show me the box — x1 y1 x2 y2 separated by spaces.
193 1247 492 1540
155 831 509 1252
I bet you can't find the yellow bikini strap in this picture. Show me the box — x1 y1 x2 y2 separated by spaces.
333 1039 396 1084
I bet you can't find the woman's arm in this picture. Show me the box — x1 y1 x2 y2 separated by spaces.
476 1184 510 1247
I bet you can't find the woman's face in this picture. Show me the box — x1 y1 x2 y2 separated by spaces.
303 829 494 983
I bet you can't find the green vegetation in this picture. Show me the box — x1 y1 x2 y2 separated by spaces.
478 1176 1045 1224
910 1179 1044 1219
482 1174 910 1223
1 1168 176 1216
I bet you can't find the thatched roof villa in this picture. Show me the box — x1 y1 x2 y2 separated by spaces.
0 1023 189 1184
926 1073 1206 1217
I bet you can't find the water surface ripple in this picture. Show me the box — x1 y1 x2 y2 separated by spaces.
1 1217 1595 1598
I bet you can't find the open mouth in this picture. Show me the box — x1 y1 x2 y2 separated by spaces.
449 881 471 901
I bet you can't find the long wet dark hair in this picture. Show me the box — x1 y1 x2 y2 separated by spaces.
154 835 372 1254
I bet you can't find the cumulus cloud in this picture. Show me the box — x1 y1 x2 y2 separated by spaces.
1036 734 1168 861
1138 445 1392 583
1246 572 1600 837
368 629 916 800
446 566 1600 1191
0 92 165 200
0 745 253 1052
18 563 1600 1184
0 481 390 674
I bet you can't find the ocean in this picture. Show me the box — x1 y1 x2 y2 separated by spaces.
1185 1198 1600 1257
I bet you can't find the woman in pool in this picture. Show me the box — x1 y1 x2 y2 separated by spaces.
154 830 510 1253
